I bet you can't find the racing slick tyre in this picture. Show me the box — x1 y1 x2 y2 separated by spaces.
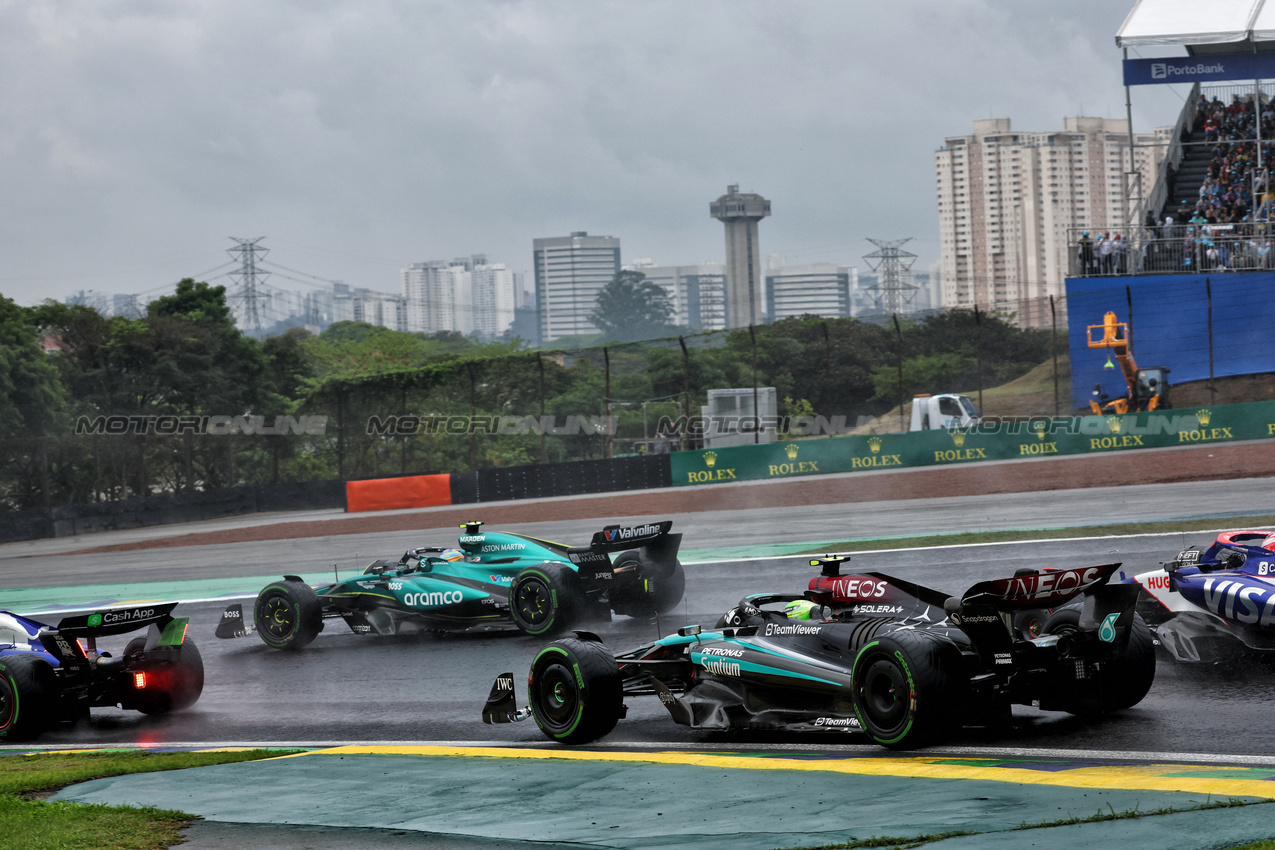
510 563 581 636
528 638 623 744
254 579 323 650
1042 609 1156 713
851 630 963 749
0 654 57 740
123 638 205 715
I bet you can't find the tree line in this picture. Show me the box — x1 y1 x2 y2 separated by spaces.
0 275 1057 511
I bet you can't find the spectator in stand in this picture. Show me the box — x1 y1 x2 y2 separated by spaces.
1078 231 1094 274
1113 234 1128 273
1097 231 1115 274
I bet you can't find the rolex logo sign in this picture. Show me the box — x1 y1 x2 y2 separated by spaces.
1034 422 1047 440
1106 416 1123 434
950 430 966 447
868 437 882 453
1197 409 1212 426
703 450 717 468
784 443 800 460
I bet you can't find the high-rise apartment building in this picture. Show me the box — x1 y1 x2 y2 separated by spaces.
765 261 852 321
402 254 515 337
532 232 621 341
936 117 1164 327
710 185 771 328
403 261 454 334
630 262 727 331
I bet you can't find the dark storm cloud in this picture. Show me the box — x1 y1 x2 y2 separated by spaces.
0 0 1184 303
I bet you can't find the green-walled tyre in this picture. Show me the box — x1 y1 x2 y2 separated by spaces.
0 654 56 740
254 579 322 650
528 638 622 744
851 630 963 750
509 563 580 636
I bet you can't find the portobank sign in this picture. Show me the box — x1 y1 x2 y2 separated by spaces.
1124 54 1275 86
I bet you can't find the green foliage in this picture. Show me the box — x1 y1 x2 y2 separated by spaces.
869 353 976 403
0 295 64 438
0 288 1060 509
591 271 677 342
0 749 301 850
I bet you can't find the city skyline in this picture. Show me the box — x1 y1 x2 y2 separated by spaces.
0 2 1189 312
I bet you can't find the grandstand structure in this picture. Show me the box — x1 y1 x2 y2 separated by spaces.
1062 1 1275 410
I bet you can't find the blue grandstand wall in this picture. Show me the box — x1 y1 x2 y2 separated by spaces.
1065 272 1275 411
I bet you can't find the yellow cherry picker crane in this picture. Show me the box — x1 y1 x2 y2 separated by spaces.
1087 311 1171 415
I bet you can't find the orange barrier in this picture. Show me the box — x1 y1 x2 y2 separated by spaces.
346 473 453 513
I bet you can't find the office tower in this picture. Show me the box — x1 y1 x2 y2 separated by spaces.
532 232 621 341
631 262 727 331
765 260 852 320
710 185 771 327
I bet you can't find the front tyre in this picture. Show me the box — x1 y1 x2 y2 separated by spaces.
0 655 57 740
528 638 622 744
254 579 322 650
509 564 580 636
851 630 962 749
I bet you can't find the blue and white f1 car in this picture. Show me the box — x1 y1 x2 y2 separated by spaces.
0 603 204 739
1132 530 1275 662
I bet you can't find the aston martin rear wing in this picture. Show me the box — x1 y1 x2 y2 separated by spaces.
571 520 682 574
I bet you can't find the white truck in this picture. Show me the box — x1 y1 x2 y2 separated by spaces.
909 394 980 431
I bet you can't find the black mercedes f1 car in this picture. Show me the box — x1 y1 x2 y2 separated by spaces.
483 555 1155 749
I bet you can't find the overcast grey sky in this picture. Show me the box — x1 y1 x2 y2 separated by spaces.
0 0 1190 308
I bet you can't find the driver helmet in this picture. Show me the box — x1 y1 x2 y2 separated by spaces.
784 599 818 620
440 548 466 562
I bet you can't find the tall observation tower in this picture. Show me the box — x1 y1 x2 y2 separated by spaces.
710 185 771 328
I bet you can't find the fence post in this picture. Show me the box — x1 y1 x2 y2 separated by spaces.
892 314 905 431
603 347 612 459
749 325 759 444
974 304 984 415
537 355 547 464
679 336 691 451
1050 295 1059 416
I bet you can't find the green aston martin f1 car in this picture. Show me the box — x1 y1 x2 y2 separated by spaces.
217 519 683 649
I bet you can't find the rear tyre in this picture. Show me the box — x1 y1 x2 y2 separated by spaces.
124 638 205 715
610 556 686 617
528 638 622 744
254 579 322 650
0 655 57 740
851 630 962 749
509 564 580 636
1042 608 1155 713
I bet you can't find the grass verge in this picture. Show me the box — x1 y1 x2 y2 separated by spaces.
0 748 301 850
797 514 1275 555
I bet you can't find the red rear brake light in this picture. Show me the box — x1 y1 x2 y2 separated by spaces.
133 672 147 689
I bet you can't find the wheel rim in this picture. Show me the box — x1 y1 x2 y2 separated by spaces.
515 577 552 627
858 656 909 734
261 595 296 641
533 661 579 732
0 678 13 731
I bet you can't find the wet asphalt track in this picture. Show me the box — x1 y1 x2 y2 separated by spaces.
16 527 1275 757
